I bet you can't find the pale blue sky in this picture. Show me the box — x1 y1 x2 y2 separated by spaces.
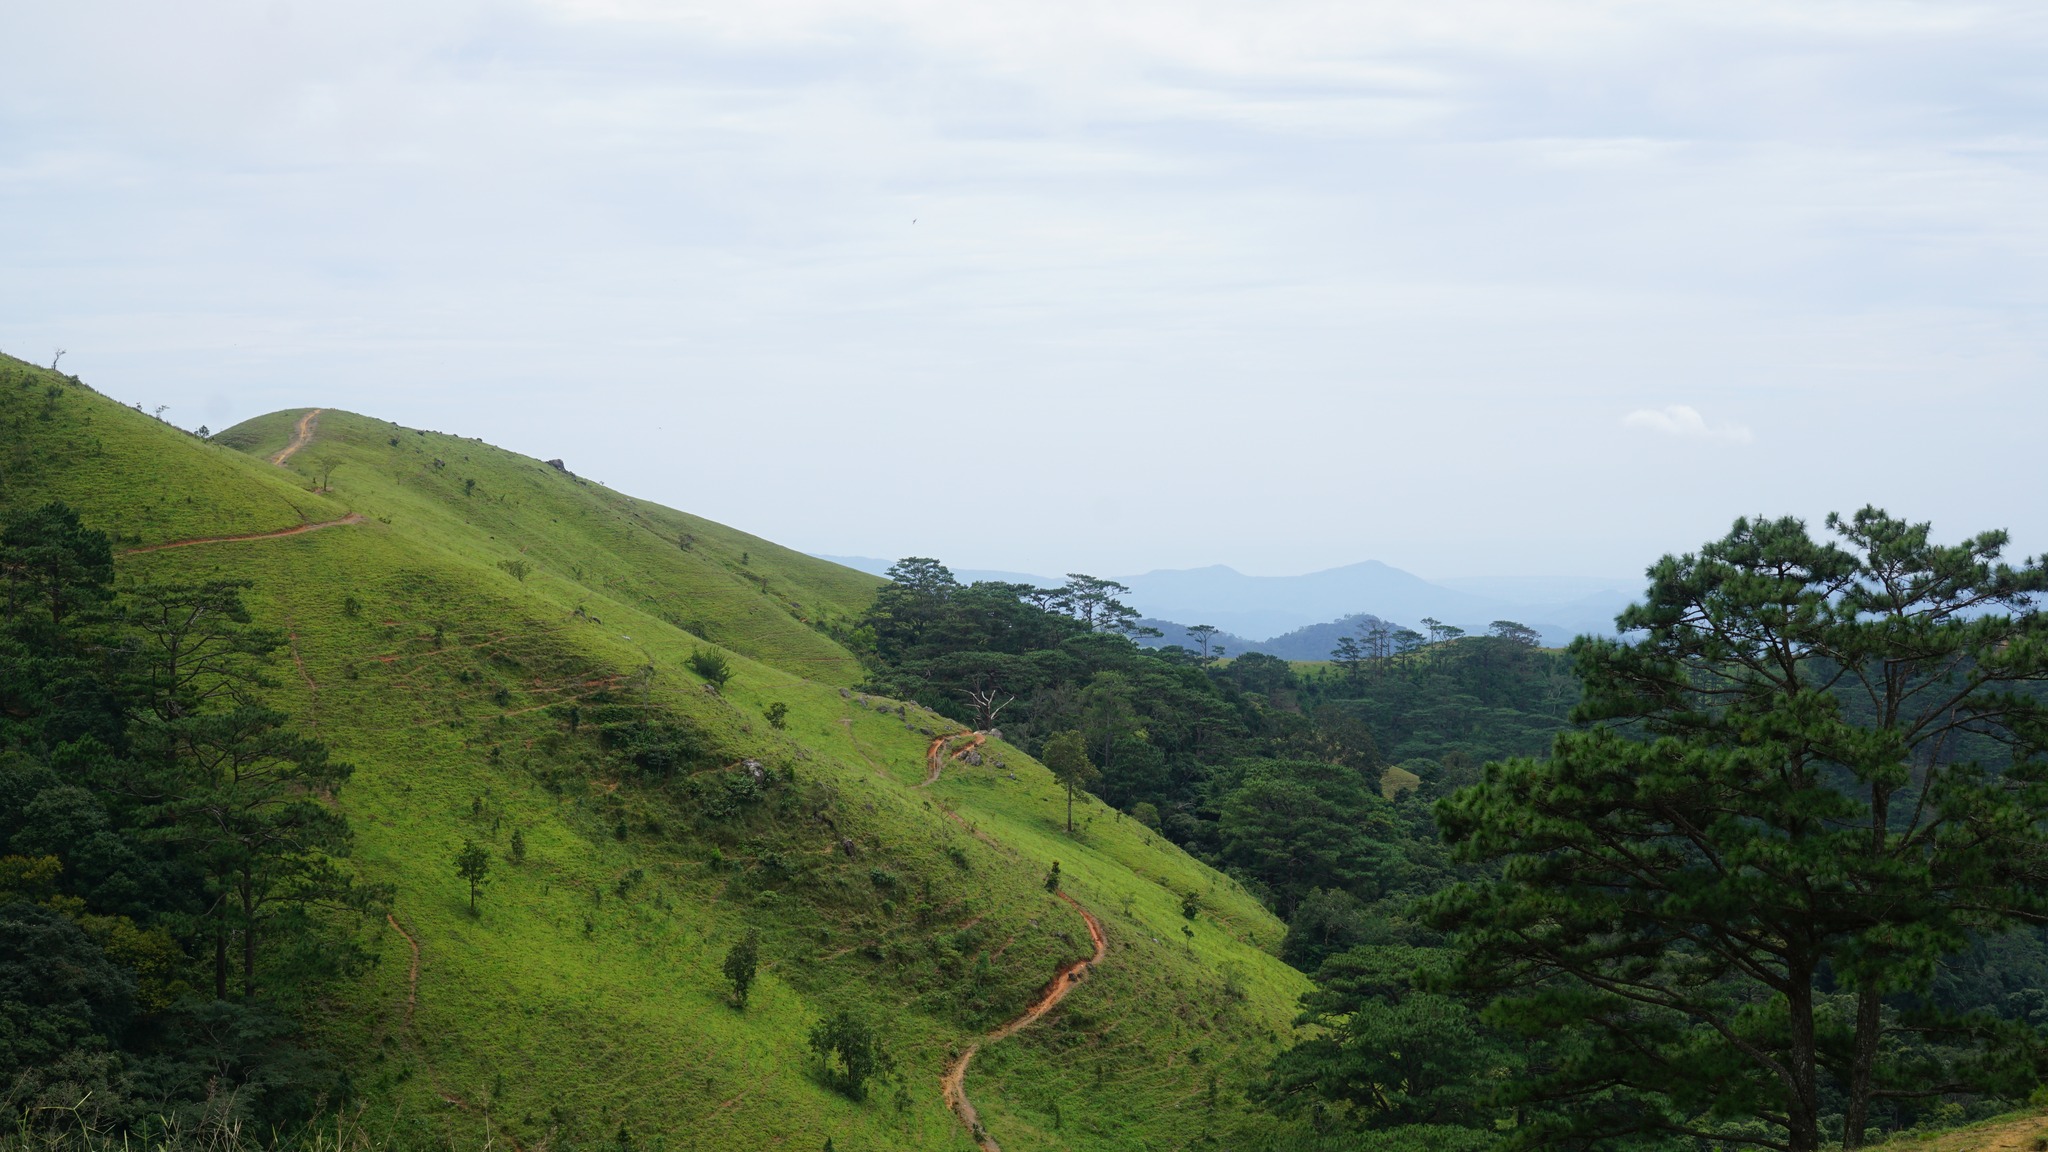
4 1 2044 579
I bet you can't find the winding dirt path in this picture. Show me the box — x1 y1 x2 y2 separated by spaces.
943 891 1108 1152
387 913 420 1027
119 512 366 555
271 408 323 465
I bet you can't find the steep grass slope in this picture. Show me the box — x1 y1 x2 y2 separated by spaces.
0 355 1310 1152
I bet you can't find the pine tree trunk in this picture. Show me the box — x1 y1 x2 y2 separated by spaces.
1786 981 1822 1151
214 907 229 1001
240 872 257 999
1842 984 1883 1148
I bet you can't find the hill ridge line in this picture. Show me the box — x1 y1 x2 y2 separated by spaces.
270 407 323 465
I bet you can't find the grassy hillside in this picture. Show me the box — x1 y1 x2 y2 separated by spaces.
0 354 1310 1152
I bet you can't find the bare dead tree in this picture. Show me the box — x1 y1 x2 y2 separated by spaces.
50 349 65 371
963 684 1014 730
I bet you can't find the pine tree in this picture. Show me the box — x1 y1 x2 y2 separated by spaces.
1429 508 2048 1150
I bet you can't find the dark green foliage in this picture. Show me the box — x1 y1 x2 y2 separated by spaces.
1211 759 1390 917
455 839 490 913
0 501 383 1137
509 827 526 864
1043 861 1060 893
765 701 788 729
602 719 714 778
687 647 732 690
1278 888 1375 971
806 1009 893 1100
0 900 133 1073
723 929 760 1008
1427 508 2048 1151
1262 947 1512 1133
1297 634 1575 770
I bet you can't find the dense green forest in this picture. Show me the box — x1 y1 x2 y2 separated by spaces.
853 526 2048 1151
0 503 387 1133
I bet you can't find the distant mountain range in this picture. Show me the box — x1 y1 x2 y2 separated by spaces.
814 555 1640 648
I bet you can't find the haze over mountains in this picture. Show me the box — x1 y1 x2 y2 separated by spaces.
817 555 1639 650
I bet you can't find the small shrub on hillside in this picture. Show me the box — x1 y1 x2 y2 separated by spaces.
687 648 732 690
498 558 530 582
765 701 788 729
509 828 526 864
342 595 362 618
1181 890 1202 920
693 770 766 820
1045 861 1061 893
601 719 713 778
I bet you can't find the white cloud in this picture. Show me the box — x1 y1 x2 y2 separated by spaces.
1622 405 1755 444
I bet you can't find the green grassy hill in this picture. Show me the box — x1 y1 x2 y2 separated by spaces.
0 355 1310 1152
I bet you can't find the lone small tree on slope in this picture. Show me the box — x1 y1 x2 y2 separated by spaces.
724 929 760 1009
455 839 490 914
1042 730 1098 833
808 1010 893 1100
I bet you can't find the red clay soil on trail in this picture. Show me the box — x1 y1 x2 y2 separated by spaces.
923 730 988 786
943 890 1108 1152
270 408 323 466
120 513 365 554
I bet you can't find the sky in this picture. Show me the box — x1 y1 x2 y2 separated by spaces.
4 0 2046 581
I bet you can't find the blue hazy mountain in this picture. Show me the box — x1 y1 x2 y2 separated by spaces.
811 555 1637 647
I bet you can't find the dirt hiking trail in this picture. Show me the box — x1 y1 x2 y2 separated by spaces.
943 890 1107 1151
271 408 323 465
923 730 989 786
120 513 365 555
